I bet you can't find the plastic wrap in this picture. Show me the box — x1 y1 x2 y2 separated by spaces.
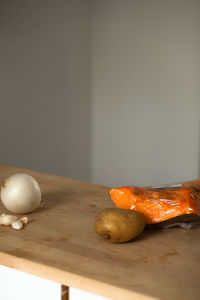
109 179 200 224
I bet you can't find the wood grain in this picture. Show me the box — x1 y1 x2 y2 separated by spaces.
0 164 199 300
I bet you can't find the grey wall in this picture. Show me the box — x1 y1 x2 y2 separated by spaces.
91 0 200 186
0 0 91 181
1 0 199 186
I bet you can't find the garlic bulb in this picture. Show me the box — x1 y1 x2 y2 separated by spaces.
1 173 41 214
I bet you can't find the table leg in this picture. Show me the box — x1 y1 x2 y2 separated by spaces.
61 285 69 300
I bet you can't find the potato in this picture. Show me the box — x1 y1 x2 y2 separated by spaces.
94 208 145 243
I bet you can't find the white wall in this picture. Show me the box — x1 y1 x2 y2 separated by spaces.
91 0 200 187
0 0 91 181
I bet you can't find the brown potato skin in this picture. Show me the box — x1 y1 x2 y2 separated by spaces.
94 208 145 243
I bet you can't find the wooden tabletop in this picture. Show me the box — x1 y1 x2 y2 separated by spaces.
0 164 199 300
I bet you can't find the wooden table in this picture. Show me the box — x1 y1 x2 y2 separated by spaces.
0 164 199 300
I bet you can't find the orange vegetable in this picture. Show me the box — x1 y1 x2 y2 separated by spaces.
109 179 200 224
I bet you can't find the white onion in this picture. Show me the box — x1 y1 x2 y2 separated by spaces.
0 173 41 214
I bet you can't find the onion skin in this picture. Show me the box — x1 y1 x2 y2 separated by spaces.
1 173 41 214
